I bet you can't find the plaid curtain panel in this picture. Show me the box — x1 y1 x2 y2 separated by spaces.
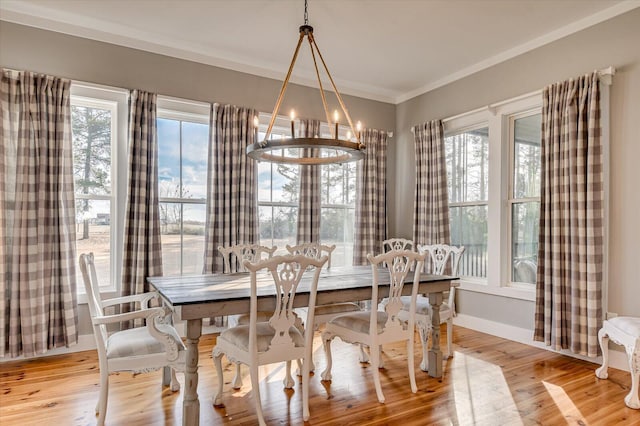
412 120 450 247
0 69 78 357
296 119 321 244
534 72 604 357
353 128 388 265
121 90 163 328
203 104 258 273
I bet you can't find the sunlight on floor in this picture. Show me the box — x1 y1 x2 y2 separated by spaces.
453 352 523 425
542 381 586 423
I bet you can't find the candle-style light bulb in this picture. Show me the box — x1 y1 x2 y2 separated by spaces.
253 116 259 142
290 109 296 138
346 131 352 141
356 120 362 140
333 110 340 139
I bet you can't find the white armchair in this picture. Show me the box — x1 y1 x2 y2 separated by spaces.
79 253 186 426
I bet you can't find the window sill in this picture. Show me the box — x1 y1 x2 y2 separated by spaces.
458 278 536 302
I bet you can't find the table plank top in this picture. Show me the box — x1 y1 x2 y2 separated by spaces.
147 265 456 307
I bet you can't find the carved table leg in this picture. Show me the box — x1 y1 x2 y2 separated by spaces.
428 292 443 378
183 319 202 426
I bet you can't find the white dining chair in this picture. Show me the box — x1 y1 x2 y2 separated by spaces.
212 254 328 425
286 242 365 369
382 237 415 252
79 253 186 426
386 243 465 371
217 243 285 388
320 249 426 403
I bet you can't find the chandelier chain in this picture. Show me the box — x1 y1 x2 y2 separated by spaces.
304 0 309 25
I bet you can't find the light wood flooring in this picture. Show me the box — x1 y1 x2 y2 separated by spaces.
1 325 638 425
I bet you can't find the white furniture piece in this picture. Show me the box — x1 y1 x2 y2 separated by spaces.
595 316 640 409
79 253 186 426
286 242 364 369
320 249 426 403
218 243 277 273
218 243 280 388
382 237 415 252
381 243 465 371
212 254 328 425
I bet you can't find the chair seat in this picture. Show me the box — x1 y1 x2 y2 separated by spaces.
106 323 185 359
315 302 361 316
397 296 451 316
607 316 640 337
329 311 391 334
219 323 304 352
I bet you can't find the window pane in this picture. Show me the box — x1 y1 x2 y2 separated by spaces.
511 202 539 284
75 199 111 287
259 205 274 243
182 204 206 275
273 206 297 254
450 205 488 278
72 105 112 196
181 122 208 199
513 114 541 199
160 202 181 276
445 127 489 203
258 162 272 202
157 118 180 193
273 163 299 203
320 207 354 267
321 164 345 205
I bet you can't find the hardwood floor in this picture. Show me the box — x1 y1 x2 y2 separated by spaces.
1 326 638 425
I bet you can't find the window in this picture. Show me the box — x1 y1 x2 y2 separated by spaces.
256 117 357 264
157 98 209 275
445 127 489 278
442 92 542 299
509 112 541 285
71 84 128 295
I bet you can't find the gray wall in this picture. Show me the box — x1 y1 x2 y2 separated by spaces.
393 8 640 325
0 21 394 337
2 7 639 340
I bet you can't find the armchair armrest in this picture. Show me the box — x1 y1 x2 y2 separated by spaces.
93 306 166 325
102 291 159 309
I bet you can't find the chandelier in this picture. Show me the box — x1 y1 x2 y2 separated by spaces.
246 0 365 165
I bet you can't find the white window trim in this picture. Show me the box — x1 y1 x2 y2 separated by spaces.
71 82 129 301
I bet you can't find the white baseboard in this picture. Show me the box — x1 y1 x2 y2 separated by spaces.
0 334 97 362
453 313 630 373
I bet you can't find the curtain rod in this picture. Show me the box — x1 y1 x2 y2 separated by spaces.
412 66 615 133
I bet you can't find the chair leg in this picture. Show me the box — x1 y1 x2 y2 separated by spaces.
213 350 225 406
96 370 108 426
358 344 369 363
407 338 417 394
595 328 609 379
378 346 384 369
370 341 385 403
320 333 334 381
417 320 430 372
170 368 180 392
232 362 243 389
625 349 639 409
446 317 453 359
283 361 294 389
250 362 267 426
302 352 311 421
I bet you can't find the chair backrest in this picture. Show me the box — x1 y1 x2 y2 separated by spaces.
79 253 109 350
285 242 335 268
382 238 415 253
368 249 426 337
218 244 277 273
243 254 328 356
416 244 465 310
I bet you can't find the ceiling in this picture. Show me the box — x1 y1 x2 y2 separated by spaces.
1 0 637 104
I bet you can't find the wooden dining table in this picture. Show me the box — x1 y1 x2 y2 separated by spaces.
148 265 456 426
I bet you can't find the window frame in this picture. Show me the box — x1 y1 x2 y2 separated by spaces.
507 109 542 288
443 93 541 301
71 82 129 300
156 96 210 276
